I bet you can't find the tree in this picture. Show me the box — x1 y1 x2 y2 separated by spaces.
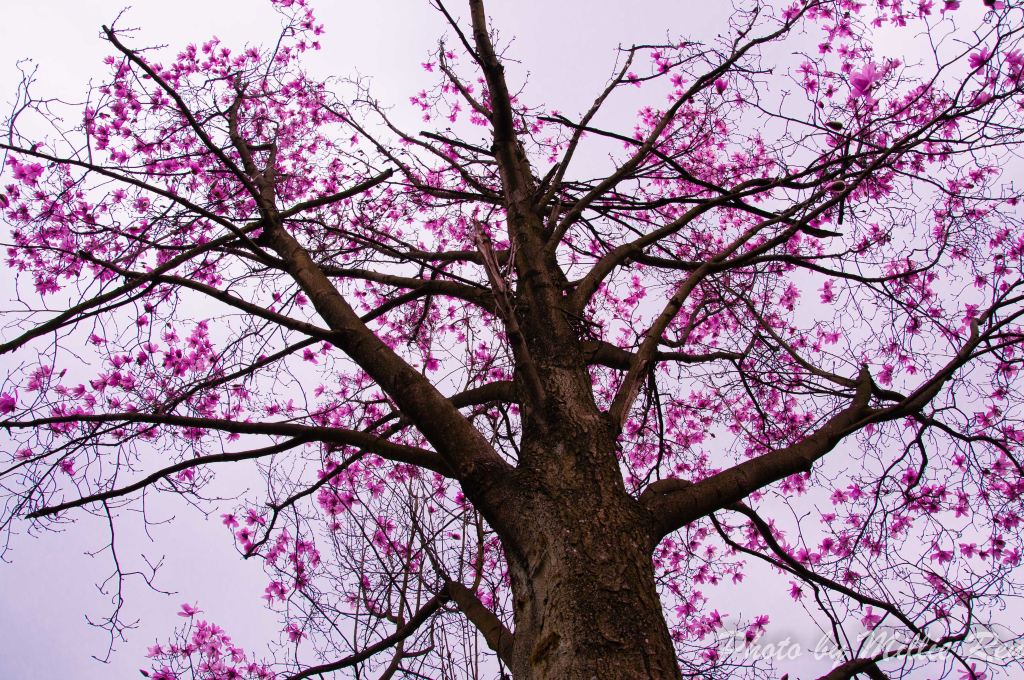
2 0 1024 677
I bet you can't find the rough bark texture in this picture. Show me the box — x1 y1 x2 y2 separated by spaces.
503 467 682 680
495 357 682 679
458 1 688 670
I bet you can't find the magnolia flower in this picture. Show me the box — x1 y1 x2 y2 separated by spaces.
960 663 988 680
850 62 883 103
969 48 992 70
178 602 201 618
285 622 305 642
861 606 883 630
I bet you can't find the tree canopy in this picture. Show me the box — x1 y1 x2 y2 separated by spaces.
2 0 1024 678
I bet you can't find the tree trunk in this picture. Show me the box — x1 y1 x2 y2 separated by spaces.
501 419 681 680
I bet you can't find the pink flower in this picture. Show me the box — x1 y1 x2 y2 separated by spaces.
788 581 804 601
861 606 883 630
931 545 954 564
178 602 201 617
0 392 16 414
285 622 304 642
744 614 769 642
820 280 836 304
850 62 883 102
960 663 987 680
8 159 45 186
969 49 991 71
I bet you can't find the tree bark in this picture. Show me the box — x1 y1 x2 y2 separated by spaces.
500 415 681 680
505 506 681 679
461 3 684 674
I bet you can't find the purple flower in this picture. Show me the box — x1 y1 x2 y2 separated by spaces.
178 602 201 617
969 48 991 71
850 62 883 102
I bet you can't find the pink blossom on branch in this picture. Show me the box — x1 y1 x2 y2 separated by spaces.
849 61 884 102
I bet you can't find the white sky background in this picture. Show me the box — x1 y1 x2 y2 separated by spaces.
0 1 1000 679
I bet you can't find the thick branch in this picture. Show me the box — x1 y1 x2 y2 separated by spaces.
642 310 1003 540
0 224 257 356
640 366 875 539
79 253 337 341
259 218 511 507
4 412 452 477
444 580 514 665
816 659 890 680
581 339 740 370
467 0 516 147
607 264 711 428
279 169 395 218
